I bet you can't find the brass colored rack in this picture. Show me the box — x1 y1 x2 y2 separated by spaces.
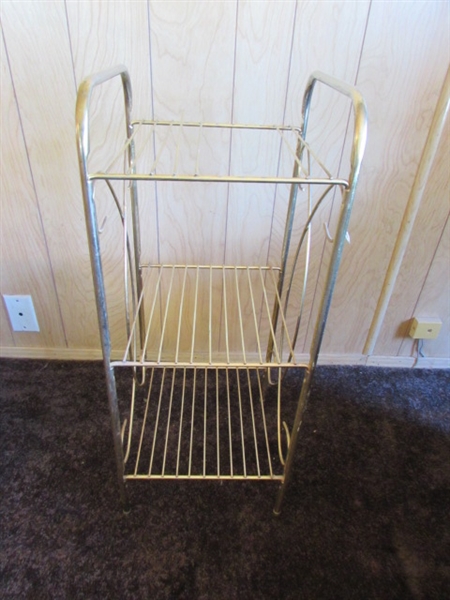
76 65 367 514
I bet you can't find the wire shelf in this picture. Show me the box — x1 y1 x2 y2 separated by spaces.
115 264 307 369
88 120 349 187
122 367 289 481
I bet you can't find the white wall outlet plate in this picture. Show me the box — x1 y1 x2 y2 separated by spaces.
3 294 40 332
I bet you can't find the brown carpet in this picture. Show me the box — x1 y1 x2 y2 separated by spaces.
1 359 449 599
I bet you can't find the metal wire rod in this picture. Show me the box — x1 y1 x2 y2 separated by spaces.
141 264 282 271
194 123 203 176
134 368 155 475
226 368 233 477
157 265 176 363
292 127 333 179
175 266 188 364
102 180 138 358
236 369 247 478
299 156 313 345
190 267 200 364
246 267 263 363
281 151 312 360
222 268 230 364
173 120 183 176
161 368 177 476
127 474 283 481
148 367 167 475
277 372 285 465
282 184 336 319
258 268 281 364
276 127 308 177
114 358 308 369
91 172 348 186
203 369 208 477
246 369 261 478
256 369 273 478
123 193 130 351
175 368 187 477
216 369 220 477
209 266 213 365
132 119 303 132
139 266 164 362
234 267 247 365
267 268 297 364
122 265 154 362
123 375 136 465
283 184 338 357
104 120 143 174
188 368 197 476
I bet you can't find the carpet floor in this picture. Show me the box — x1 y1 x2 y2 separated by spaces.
1 359 449 599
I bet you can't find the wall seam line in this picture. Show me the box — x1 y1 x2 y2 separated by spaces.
0 22 16 346
301 0 373 354
257 0 299 339
265 0 299 270
64 0 78 93
222 0 239 267
217 0 239 354
0 18 69 349
397 209 450 357
147 0 161 265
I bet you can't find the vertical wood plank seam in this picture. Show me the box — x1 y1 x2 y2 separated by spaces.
353 0 373 90
222 0 240 266
256 0 299 341
147 0 161 264
217 0 239 354
63 0 78 94
146 0 156 122
147 1 162 331
0 21 69 348
397 209 450 357
264 0 299 270
300 0 373 353
0 25 16 345
1 23 18 346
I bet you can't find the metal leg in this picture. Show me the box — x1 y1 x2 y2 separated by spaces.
104 364 130 512
274 189 359 515
273 366 312 515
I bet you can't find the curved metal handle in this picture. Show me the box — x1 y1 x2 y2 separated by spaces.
301 71 368 187
76 64 132 161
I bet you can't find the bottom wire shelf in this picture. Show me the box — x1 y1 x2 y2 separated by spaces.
121 366 300 481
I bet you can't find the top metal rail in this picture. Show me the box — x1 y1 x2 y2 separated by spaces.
76 67 357 187
301 70 367 188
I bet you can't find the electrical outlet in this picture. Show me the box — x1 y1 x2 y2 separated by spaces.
408 317 442 340
3 295 40 332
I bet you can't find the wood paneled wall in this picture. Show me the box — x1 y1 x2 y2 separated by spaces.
1 1 448 367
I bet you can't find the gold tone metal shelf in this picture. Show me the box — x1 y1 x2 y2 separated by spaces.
122 367 286 481
116 264 305 369
88 119 349 188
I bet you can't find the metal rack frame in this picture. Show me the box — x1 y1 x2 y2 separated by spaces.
76 65 367 514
